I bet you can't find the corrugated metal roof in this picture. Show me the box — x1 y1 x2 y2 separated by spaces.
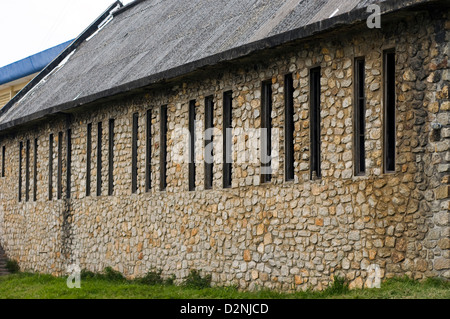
0 0 437 130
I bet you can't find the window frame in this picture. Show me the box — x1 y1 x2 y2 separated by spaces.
204 96 214 190
354 57 366 176
145 109 152 193
33 138 38 201
18 141 23 202
160 105 168 191
108 119 114 196
1 145 5 178
97 122 102 196
310 66 322 180
383 49 396 174
261 80 273 183
131 113 139 194
284 73 295 182
57 131 63 200
25 139 30 202
188 100 196 191
86 123 92 196
66 129 72 199
48 134 53 200
223 91 233 189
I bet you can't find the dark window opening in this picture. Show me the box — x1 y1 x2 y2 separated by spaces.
189 100 196 191
132 113 139 194
355 58 366 175
49 134 53 200
66 129 72 199
384 50 396 173
57 131 63 200
19 142 23 202
97 122 102 196
261 80 272 183
205 96 214 190
86 123 92 196
223 91 232 189
25 140 30 202
160 105 168 191
2 146 5 177
145 110 152 192
33 139 38 201
310 67 321 179
108 119 114 196
284 73 295 181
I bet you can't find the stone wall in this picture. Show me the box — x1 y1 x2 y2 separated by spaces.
0 9 448 291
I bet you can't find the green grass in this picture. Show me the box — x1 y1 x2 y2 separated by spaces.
0 272 448 299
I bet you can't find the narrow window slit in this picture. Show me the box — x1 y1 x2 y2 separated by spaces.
132 113 139 194
26 139 30 202
204 96 214 190
97 122 102 196
66 129 72 199
223 91 232 189
57 131 62 200
284 73 295 181
108 119 114 196
33 138 38 201
1 145 5 178
145 110 152 192
49 134 53 200
86 123 92 197
189 100 196 191
384 50 396 173
261 80 272 183
19 141 23 202
355 58 366 175
310 67 321 180
160 105 168 191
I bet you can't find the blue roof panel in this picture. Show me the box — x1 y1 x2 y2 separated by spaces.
0 40 73 86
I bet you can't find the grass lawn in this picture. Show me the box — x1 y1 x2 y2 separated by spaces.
0 272 449 299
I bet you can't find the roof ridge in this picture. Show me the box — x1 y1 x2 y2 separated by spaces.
112 0 149 17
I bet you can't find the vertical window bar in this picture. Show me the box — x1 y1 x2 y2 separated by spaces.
160 105 167 191
86 123 92 196
310 67 321 179
33 138 38 201
49 134 53 200
189 100 196 191
145 110 152 192
57 131 62 200
284 74 295 181
223 91 232 188
66 129 72 199
261 81 272 183
108 119 114 196
132 113 139 194
355 58 366 175
97 122 102 196
26 139 30 202
384 50 396 173
19 141 22 202
205 96 214 190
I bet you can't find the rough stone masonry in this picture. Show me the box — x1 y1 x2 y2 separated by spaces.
0 6 448 291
